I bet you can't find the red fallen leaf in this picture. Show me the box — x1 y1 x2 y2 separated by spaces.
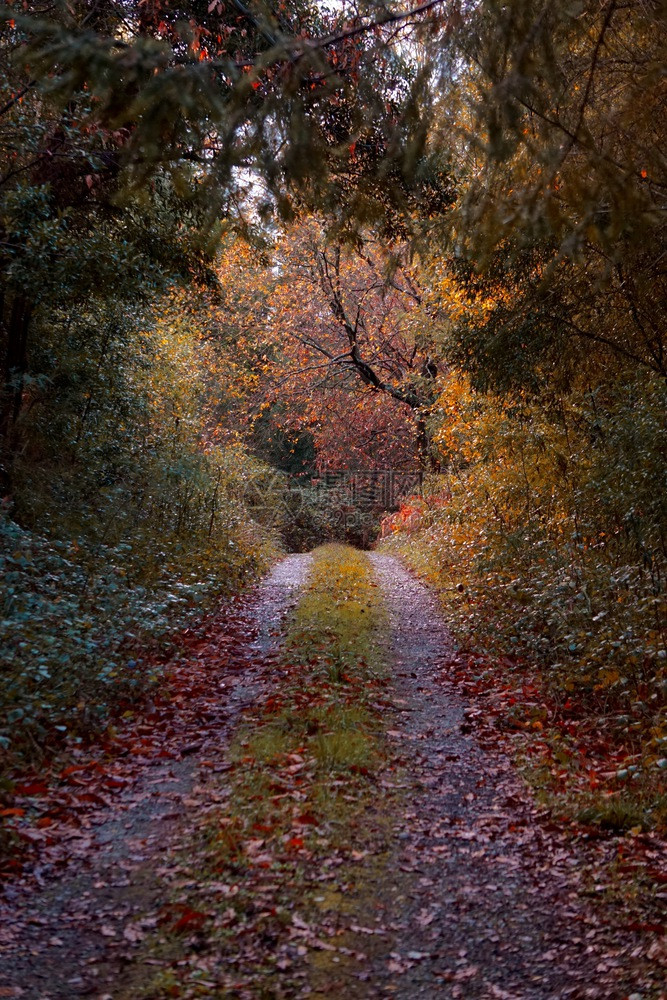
296 812 318 826
63 775 90 787
36 817 54 828
15 781 48 795
75 792 109 805
625 921 665 933
104 778 128 789
0 859 22 876
60 764 88 778
88 762 109 774
287 836 304 849
172 907 209 933
0 808 25 817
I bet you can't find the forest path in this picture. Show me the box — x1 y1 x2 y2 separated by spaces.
0 556 312 1000
0 551 661 999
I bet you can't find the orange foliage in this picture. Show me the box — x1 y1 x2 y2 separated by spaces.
261 218 435 470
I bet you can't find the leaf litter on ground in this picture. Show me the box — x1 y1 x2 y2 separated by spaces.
0 548 665 999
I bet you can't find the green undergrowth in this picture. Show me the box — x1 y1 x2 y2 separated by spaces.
522 749 667 837
128 544 396 999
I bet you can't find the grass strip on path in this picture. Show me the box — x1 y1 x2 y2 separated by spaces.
129 544 398 999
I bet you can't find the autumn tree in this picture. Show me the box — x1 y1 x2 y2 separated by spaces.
261 217 441 470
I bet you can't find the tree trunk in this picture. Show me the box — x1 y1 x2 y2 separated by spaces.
0 290 33 495
416 412 440 472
